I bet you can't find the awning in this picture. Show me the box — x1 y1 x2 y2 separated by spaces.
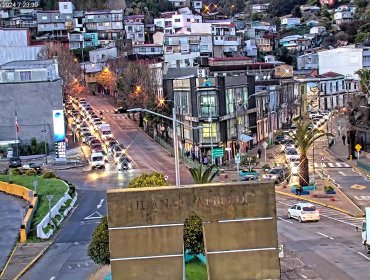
239 134 253 142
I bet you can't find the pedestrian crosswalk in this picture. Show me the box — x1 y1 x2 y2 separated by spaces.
277 199 363 228
312 161 350 168
100 109 115 113
111 116 126 120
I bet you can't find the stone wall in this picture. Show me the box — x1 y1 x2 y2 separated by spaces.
107 181 280 280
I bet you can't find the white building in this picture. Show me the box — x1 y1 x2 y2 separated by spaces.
154 8 202 35
310 26 326 34
334 11 353 25
281 17 301 27
318 47 366 79
191 21 241 57
168 0 188 8
251 4 269 13
89 47 117 63
163 32 212 67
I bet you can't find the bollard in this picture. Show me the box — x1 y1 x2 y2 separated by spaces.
349 155 352 160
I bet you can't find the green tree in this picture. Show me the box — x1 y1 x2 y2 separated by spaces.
355 33 370 44
189 164 218 184
183 212 204 255
290 117 333 187
355 68 370 95
88 216 110 265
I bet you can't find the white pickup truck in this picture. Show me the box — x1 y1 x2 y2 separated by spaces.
362 207 370 254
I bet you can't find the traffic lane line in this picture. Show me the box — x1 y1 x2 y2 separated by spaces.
320 214 359 228
278 217 293 224
317 232 334 240
357 252 370 261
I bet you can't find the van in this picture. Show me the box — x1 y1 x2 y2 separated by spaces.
91 152 105 169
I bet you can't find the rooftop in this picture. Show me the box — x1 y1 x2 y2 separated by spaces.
0 59 54 69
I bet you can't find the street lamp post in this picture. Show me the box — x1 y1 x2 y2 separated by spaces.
41 121 48 164
46 195 54 222
128 107 203 187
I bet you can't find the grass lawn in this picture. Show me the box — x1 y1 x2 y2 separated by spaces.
0 175 68 225
185 259 208 280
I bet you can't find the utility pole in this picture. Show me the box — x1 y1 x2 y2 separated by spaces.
42 121 48 164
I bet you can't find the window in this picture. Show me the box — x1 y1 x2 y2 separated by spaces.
98 23 103 26
41 16 47 20
202 123 217 142
175 19 181 22
63 4 68 9
128 26 133 32
138 33 144 38
55 15 60 20
187 18 191 22
104 22 110 27
199 91 217 117
151 48 155 52
20 71 31 81
226 89 234 114
174 91 190 115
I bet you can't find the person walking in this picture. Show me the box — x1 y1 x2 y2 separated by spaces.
342 134 346 145
203 155 208 165
257 148 262 159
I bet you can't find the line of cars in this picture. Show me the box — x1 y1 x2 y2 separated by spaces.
65 96 131 170
8 157 43 174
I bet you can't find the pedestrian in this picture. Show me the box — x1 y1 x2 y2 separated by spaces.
342 135 346 145
295 185 301 195
245 144 249 153
203 155 208 165
257 148 262 159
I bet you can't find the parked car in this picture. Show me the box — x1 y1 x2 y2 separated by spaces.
262 166 289 182
275 134 287 144
287 203 320 222
287 156 300 175
285 148 299 161
119 156 132 170
114 107 127 114
241 174 259 181
9 157 22 168
22 162 42 174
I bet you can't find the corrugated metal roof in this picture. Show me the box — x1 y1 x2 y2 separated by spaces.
1 59 53 69
0 29 29 47
0 46 44 65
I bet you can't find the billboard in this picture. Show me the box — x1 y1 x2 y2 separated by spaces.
52 110 65 142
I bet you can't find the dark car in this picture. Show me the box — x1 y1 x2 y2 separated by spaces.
114 107 127 114
28 163 42 174
9 157 22 168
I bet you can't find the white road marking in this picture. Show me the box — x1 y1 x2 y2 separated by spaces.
278 217 293 224
97 199 104 209
358 252 370 261
50 277 56 280
84 211 104 220
314 163 319 168
317 232 334 240
338 171 346 176
354 195 370 201
300 274 308 279
343 163 350 167
320 214 359 227
336 162 342 167
328 162 334 167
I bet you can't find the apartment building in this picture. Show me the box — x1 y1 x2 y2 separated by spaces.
36 1 74 38
84 10 124 46
334 11 353 25
154 8 202 35
163 32 213 67
132 43 163 58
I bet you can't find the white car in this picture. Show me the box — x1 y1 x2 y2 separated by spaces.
287 203 320 222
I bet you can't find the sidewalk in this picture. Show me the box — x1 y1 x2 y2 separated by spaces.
0 242 50 280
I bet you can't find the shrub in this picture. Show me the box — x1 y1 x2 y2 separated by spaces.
42 171 57 179
324 185 334 192
64 199 72 209
68 185 76 197
25 169 37 176
10 168 21 176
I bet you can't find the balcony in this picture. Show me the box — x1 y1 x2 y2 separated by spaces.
164 39 180 46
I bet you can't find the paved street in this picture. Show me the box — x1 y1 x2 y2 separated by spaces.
277 195 369 280
21 94 194 280
0 193 27 273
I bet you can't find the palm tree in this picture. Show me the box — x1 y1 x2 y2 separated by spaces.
189 164 218 184
355 68 370 95
289 117 333 187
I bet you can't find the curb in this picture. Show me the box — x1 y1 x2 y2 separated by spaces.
0 242 17 278
53 163 89 170
13 241 53 280
275 190 364 218
325 173 365 217
353 166 370 180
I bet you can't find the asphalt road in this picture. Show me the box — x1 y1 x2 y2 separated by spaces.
277 195 369 280
0 193 27 273
21 95 193 280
